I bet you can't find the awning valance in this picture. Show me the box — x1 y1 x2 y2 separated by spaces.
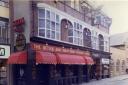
36 51 57 64
83 56 94 65
8 51 27 64
55 53 85 64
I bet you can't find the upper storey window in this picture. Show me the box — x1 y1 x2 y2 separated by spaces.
61 19 83 45
83 28 91 48
0 0 9 7
61 19 73 43
74 22 83 45
98 34 104 51
38 8 60 40
0 21 9 44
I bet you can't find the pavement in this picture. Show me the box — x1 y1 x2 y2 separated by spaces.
81 75 128 85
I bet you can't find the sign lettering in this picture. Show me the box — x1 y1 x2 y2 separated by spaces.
0 48 5 56
0 45 10 58
31 43 90 55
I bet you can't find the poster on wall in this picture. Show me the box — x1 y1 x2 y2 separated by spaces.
101 58 110 64
0 45 10 59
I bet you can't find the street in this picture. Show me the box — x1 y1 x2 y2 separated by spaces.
81 75 128 85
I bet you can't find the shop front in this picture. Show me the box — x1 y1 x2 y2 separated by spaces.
91 52 111 80
8 42 94 85
101 58 110 78
0 45 10 85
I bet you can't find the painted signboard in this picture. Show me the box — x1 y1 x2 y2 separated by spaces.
31 42 90 56
0 45 10 58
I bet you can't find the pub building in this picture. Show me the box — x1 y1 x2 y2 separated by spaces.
8 39 94 85
8 0 111 85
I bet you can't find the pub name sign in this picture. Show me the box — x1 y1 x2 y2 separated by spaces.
31 43 90 56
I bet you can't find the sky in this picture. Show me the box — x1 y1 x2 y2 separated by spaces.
93 0 128 35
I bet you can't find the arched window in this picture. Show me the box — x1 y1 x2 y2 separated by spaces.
83 28 91 47
61 19 73 43
98 34 104 51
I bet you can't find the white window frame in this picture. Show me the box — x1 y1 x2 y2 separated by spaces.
73 22 83 46
38 8 61 41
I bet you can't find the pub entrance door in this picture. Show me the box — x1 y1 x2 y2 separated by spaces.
13 65 27 85
36 64 49 85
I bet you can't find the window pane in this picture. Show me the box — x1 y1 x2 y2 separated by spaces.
69 23 73 28
51 12 55 21
46 19 50 29
80 25 82 30
74 22 76 29
38 9 45 18
80 32 82 38
76 31 79 37
69 37 73 43
51 21 55 30
46 30 50 38
39 19 45 28
39 29 45 37
77 23 79 30
68 29 73 36
46 10 50 19
74 37 77 44
56 23 60 32
56 14 59 23
51 31 55 39
77 38 79 45
56 32 60 40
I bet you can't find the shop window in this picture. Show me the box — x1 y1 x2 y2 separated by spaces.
0 21 9 44
38 8 60 40
0 60 7 85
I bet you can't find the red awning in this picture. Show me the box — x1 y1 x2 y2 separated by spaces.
8 51 27 64
36 51 57 64
83 56 94 65
56 53 85 64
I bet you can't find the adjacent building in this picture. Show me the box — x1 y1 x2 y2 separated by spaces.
0 0 10 85
110 32 128 77
7 0 112 85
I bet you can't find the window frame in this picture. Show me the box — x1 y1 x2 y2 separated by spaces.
38 8 61 41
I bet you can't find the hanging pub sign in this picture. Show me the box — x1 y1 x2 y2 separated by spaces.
15 33 26 51
13 17 26 51
13 17 25 33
